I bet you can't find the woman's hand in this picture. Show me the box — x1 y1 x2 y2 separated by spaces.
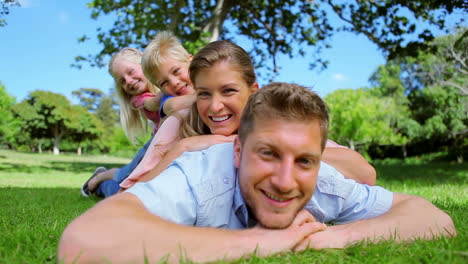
177 134 237 152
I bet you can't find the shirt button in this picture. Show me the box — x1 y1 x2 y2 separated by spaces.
223 178 229 184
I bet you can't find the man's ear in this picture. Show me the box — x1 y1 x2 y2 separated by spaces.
234 136 242 169
188 54 193 62
250 82 259 93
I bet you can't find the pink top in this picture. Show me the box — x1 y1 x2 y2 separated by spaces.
121 110 347 189
131 92 161 132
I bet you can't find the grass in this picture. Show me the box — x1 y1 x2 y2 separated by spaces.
0 149 466 263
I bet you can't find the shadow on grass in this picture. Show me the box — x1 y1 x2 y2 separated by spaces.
374 162 468 185
0 161 128 174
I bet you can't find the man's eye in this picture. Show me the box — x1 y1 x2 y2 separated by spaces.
260 149 274 156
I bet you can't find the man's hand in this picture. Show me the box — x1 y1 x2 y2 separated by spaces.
294 224 358 251
251 210 327 257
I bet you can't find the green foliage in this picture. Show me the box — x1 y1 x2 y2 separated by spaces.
326 88 405 152
0 82 19 147
0 149 466 263
75 0 466 79
72 87 105 112
11 90 105 155
0 0 19 27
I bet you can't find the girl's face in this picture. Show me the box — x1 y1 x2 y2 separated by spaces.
113 58 148 96
195 61 258 136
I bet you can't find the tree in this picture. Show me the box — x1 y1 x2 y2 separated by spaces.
11 90 76 155
66 105 104 155
369 30 467 161
0 81 19 147
326 88 406 154
72 88 105 112
0 0 19 27
74 0 466 78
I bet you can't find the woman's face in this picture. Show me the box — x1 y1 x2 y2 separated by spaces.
112 58 148 96
195 61 258 136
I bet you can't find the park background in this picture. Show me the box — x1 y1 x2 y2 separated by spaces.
0 0 467 263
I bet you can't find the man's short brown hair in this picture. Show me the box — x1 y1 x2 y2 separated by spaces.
238 82 329 151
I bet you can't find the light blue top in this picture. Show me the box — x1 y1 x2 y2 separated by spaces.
127 143 393 229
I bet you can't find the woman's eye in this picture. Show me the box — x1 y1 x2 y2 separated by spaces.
224 88 237 94
197 91 210 97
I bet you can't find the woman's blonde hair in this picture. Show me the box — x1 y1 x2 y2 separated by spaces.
109 47 160 143
179 40 256 138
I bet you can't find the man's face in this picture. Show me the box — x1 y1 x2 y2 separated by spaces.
234 118 322 229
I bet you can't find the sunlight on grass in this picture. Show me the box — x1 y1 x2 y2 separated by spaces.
0 149 466 263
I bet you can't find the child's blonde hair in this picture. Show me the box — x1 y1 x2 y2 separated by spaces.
109 47 159 143
142 31 191 88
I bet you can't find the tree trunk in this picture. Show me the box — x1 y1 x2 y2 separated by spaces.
202 0 234 42
38 141 42 153
349 140 355 150
402 144 407 158
77 145 82 156
53 125 61 155
457 154 463 164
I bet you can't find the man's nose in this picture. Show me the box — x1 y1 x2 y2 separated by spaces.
270 159 297 193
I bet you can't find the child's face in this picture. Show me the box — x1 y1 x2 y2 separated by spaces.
195 61 258 136
113 58 148 96
153 57 194 96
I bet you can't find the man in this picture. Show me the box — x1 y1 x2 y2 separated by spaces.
58 82 455 263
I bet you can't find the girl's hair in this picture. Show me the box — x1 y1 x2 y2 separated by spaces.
142 31 191 87
109 47 159 143
179 40 256 138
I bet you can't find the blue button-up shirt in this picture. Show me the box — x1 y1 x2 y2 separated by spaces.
127 143 393 228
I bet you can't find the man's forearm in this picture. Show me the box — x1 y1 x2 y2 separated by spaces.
299 193 456 250
58 193 325 263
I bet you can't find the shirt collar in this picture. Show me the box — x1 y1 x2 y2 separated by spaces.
233 170 257 227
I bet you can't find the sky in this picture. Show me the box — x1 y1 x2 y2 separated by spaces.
0 0 463 104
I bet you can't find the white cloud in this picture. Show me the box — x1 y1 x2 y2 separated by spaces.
18 0 40 8
332 73 347 82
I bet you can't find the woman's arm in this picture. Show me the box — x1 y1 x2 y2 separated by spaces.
120 114 181 189
322 147 376 185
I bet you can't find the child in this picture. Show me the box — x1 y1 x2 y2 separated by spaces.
81 44 194 197
119 31 201 189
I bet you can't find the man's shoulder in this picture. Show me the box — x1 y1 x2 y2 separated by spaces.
315 162 356 199
172 142 237 204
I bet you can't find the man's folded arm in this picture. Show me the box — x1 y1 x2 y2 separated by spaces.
296 193 456 250
57 193 326 264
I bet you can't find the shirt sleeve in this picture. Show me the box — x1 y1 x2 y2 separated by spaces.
314 162 393 224
159 94 174 118
335 182 393 224
125 164 197 225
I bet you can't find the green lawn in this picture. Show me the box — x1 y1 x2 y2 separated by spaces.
0 149 466 263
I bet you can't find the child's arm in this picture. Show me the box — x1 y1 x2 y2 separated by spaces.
322 139 377 186
143 91 163 112
162 95 196 117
